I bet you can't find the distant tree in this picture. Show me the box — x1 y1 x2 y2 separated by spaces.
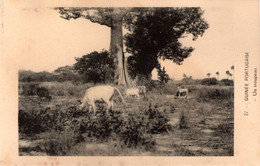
229 73 233 80
216 72 219 80
74 50 115 84
183 73 187 79
19 70 35 82
181 74 195 85
157 66 170 84
231 65 234 79
207 73 211 78
53 65 79 82
226 70 230 79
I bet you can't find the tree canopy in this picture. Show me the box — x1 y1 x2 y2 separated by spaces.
125 8 209 80
74 50 115 84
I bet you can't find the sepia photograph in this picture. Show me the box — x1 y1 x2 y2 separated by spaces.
18 7 234 156
0 0 259 165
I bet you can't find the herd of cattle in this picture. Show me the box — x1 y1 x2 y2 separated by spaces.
79 85 189 114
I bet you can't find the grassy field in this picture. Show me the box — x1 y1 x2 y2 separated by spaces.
18 81 234 156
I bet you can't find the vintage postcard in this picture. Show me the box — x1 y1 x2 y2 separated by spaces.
0 0 259 165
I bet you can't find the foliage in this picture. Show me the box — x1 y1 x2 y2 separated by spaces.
125 8 209 80
75 105 169 148
196 86 234 101
43 131 79 156
19 69 80 83
220 79 234 86
157 66 170 84
53 65 81 82
201 78 218 86
181 76 201 85
74 50 115 84
19 96 170 151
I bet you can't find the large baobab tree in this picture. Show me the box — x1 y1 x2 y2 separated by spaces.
55 7 137 86
55 7 209 86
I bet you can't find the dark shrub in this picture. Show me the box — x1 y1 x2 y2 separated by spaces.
201 78 218 86
74 105 169 149
220 79 234 86
196 87 234 101
36 86 51 100
20 83 39 96
19 109 46 135
43 131 78 156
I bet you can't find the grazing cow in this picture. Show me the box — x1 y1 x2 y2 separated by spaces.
80 85 125 114
176 88 189 100
137 85 147 97
125 86 147 98
125 88 140 98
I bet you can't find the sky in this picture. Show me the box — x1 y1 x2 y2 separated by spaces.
4 5 247 80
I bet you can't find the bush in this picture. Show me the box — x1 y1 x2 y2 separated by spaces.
43 131 79 156
220 79 234 86
179 111 189 129
201 78 218 86
18 105 80 135
19 99 170 152
196 87 234 101
20 83 39 96
75 105 169 149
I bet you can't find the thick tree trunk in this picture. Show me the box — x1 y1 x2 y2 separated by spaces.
109 10 131 87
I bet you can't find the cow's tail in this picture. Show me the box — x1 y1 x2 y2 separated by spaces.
114 87 125 104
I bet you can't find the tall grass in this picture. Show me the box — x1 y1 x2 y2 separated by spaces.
39 81 93 97
195 86 234 101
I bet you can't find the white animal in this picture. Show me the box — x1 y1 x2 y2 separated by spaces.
176 88 189 99
125 86 147 98
125 88 140 98
80 85 125 114
137 85 147 97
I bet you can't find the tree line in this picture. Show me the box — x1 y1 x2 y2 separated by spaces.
206 65 234 80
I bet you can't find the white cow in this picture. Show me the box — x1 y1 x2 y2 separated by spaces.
176 88 189 100
125 88 140 98
137 85 147 97
80 85 125 114
125 86 147 98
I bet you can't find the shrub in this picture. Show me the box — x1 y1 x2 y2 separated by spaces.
179 111 189 129
220 79 234 86
43 131 79 156
36 87 50 98
201 78 218 86
18 106 79 135
19 99 170 152
73 105 169 149
20 83 39 96
19 109 46 135
196 87 234 101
